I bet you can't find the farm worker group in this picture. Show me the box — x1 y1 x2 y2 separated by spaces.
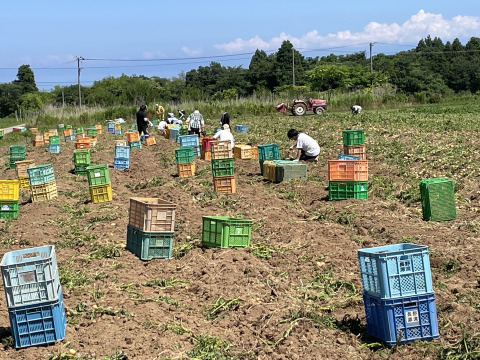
287 128 320 163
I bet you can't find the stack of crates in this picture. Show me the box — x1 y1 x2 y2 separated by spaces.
178 134 200 156
63 127 75 142
419 177 457 221
85 164 112 203
0 245 66 348
73 149 91 176
27 164 57 202
9 145 26 169
201 137 215 161
175 147 195 178
127 131 142 150
258 144 280 176
233 144 258 160
342 129 366 160
211 140 235 194
328 130 368 200
87 126 98 146
0 180 20 219
114 144 130 170
262 160 307 183
15 160 35 189
107 121 115 134
94 124 102 135
48 136 60 154
32 133 44 147
114 122 122 135
358 243 439 346
201 216 252 248
127 198 177 260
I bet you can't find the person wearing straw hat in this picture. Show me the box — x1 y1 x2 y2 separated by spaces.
213 123 235 148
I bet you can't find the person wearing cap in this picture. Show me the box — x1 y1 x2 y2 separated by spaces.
155 104 165 121
167 112 182 125
136 104 149 136
186 110 205 135
213 124 235 148
287 128 320 162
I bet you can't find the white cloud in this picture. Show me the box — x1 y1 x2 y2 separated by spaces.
142 51 167 59
181 47 203 57
214 10 480 52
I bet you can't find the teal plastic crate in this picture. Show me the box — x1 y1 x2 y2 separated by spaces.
10 145 26 161
85 164 110 186
258 144 280 161
420 177 457 221
342 130 365 145
0 200 18 219
358 243 433 299
129 140 142 149
202 216 252 248
73 149 91 165
27 164 55 186
178 134 199 148
263 160 307 182
211 158 234 177
175 147 194 164
328 181 368 200
126 225 173 260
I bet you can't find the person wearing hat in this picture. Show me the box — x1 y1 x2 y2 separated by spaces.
155 104 165 121
287 128 320 162
157 116 168 135
167 112 182 125
186 110 205 135
213 123 235 148
136 104 150 136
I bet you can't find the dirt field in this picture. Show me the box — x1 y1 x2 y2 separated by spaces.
0 115 479 360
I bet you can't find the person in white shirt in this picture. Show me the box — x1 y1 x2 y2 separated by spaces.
351 105 362 114
213 124 235 148
157 118 168 135
287 128 320 162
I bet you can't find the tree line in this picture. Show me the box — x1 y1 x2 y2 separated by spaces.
1 36 480 118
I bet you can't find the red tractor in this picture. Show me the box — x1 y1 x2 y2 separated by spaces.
275 98 327 116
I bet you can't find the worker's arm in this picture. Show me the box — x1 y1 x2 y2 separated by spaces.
294 148 301 161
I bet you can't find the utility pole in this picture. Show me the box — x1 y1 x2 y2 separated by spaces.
292 48 295 86
77 56 85 108
369 42 376 73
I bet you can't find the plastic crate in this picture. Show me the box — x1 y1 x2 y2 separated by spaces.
202 137 215 151
178 134 199 148
27 164 55 186
363 292 439 346
145 136 156 146
211 140 233 160
202 216 252 248
420 178 457 221
64 135 75 142
114 145 130 159
0 200 19 219
15 160 35 178
73 149 91 165
213 175 236 194
343 144 366 160
86 127 98 137
129 197 176 232
8 294 66 348
10 145 26 159
201 148 212 161
74 164 88 176
126 131 140 143
235 125 248 133
76 127 84 134
114 129 122 135
65 125 72 129
169 128 180 141
126 225 173 260
262 160 307 182
328 160 368 181
85 164 110 186
114 157 129 170
30 181 58 202
129 140 142 149
358 243 433 299
342 130 365 145
211 158 234 177
0 180 20 201
175 147 194 164
0 245 62 308
107 122 115 133
94 124 102 134
258 144 280 161
18 177 29 189
337 154 361 160
329 181 367 200
89 183 112 203
233 144 256 159
75 141 90 150
49 136 60 145
48 144 60 154
177 162 195 178
62 128 72 137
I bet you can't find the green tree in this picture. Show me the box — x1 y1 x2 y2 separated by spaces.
13 64 38 93
20 92 43 110
248 49 276 91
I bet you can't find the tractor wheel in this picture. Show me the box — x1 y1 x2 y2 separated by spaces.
314 107 324 115
293 103 307 116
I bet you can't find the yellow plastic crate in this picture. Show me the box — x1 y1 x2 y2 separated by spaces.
30 181 57 202
233 144 257 159
0 180 20 201
177 162 195 178
89 183 113 203
262 161 277 182
95 124 102 134
18 177 30 189
145 136 156 146
15 160 35 178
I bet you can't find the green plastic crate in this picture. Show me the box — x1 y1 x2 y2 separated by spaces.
126 225 173 260
87 127 98 137
66 125 72 129
0 200 19 219
129 141 142 150
175 147 194 164
151 119 159 126
211 158 234 177
73 149 91 165
85 164 110 186
342 130 365 145
202 216 252 248
420 177 457 221
74 164 88 175
257 144 280 161
49 136 60 145
10 145 26 160
76 127 84 134
329 181 368 200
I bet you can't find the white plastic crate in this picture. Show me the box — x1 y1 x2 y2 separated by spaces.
1 245 62 308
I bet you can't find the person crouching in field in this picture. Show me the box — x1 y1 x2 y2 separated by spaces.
350 105 362 114
287 128 320 163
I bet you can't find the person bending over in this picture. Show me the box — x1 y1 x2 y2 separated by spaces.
287 128 320 162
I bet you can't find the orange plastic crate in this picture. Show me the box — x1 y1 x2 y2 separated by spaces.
29 128 38 133
126 131 140 142
328 160 368 181
63 129 73 136
201 148 212 161
33 141 44 147
145 136 156 146
343 145 366 160
213 176 236 194
75 142 91 149
177 162 195 178
95 124 102 134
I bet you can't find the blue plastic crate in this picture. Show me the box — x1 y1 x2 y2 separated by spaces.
193 145 200 157
363 292 439 346
64 135 75 142
115 145 130 159
27 164 55 186
126 225 173 260
235 125 248 133
114 157 130 170
169 128 180 141
178 134 199 148
358 243 433 299
9 293 66 348
48 144 60 154
337 154 361 160
0 245 61 308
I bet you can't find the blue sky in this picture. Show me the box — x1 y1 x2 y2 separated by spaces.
1 0 479 90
